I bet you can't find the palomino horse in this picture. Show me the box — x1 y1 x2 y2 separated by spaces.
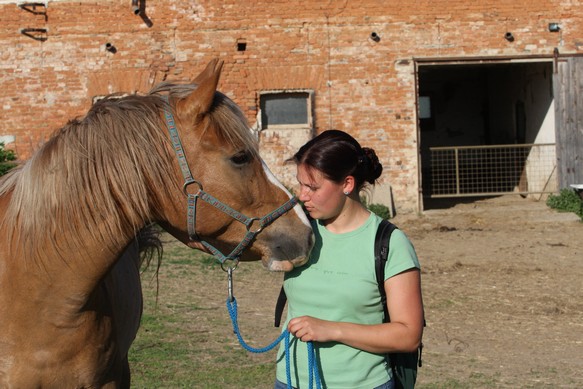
0 59 313 388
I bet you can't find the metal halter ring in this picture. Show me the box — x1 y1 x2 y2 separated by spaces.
246 217 263 234
221 258 240 272
183 179 202 196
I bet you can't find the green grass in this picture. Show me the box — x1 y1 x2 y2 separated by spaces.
129 241 281 388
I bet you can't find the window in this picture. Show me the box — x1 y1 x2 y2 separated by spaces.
259 91 313 130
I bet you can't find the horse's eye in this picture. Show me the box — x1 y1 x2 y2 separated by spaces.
230 151 252 166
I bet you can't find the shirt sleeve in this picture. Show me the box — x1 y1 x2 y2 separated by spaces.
384 228 421 280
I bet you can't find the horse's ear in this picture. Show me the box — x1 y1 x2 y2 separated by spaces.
177 58 224 120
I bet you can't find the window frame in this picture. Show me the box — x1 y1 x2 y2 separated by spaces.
258 89 314 130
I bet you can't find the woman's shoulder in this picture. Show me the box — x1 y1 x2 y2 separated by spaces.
386 226 420 272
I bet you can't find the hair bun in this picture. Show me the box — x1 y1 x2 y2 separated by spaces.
361 147 383 184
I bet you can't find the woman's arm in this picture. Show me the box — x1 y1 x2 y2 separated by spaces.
287 268 423 354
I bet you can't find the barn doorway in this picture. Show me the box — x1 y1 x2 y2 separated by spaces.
416 60 557 210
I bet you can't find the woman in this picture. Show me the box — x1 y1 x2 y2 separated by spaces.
275 130 424 389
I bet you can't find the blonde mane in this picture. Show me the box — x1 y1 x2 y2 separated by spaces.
0 82 257 262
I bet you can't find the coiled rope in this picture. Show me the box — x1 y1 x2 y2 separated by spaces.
226 297 321 389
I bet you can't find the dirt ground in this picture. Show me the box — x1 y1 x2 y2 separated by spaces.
393 195 583 388
137 195 583 388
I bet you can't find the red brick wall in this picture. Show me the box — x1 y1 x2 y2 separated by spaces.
1 0 581 213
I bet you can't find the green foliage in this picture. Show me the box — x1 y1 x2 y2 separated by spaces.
368 203 391 220
361 195 392 220
546 188 583 220
0 142 17 176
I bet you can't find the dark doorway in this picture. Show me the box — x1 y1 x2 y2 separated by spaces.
417 61 555 210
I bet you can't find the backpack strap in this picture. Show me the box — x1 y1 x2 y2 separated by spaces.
374 219 397 324
375 219 425 373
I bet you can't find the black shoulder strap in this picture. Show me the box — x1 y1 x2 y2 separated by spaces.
374 219 398 324
377 219 426 372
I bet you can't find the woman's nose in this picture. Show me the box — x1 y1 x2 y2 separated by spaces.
298 187 310 202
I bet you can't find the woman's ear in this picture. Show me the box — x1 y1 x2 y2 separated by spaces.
343 176 356 195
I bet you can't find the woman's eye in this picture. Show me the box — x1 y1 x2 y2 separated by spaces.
230 151 252 165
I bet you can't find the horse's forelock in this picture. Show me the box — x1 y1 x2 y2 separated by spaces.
207 93 258 156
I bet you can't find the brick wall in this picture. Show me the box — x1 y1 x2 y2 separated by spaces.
1 0 581 213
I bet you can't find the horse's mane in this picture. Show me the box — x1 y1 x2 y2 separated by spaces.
0 82 257 262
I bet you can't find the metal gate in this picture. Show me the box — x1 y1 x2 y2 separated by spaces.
429 143 556 198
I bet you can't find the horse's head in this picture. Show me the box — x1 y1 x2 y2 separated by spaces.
157 59 313 272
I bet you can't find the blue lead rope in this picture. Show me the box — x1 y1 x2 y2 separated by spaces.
226 298 321 389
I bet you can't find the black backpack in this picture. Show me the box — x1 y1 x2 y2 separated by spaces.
274 219 424 389
375 219 424 389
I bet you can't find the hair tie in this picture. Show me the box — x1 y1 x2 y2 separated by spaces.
357 155 368 166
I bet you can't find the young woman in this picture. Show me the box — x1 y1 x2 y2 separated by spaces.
275 130 424 389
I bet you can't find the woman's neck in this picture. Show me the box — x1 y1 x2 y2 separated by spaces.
322 198 370 234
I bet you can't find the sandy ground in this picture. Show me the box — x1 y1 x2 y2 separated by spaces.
392 195 583 388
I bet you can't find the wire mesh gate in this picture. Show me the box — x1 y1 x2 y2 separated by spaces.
428 143 557 198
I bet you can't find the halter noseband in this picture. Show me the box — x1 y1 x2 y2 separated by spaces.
163 98 298 266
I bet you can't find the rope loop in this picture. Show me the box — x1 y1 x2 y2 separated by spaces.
226 297 321 389
226 298 286 353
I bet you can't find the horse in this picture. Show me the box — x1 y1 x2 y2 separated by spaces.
0 59 313 388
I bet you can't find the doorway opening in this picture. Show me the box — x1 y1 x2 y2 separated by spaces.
416 60 556 210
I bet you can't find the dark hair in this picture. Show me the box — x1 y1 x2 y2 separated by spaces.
293 129 382 191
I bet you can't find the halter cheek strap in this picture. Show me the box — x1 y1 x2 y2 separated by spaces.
163 107 200 238
163 97 298 265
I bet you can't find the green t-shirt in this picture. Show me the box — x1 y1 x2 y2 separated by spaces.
275 213 420 389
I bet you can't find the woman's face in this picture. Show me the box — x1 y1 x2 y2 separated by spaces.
296 164 346 221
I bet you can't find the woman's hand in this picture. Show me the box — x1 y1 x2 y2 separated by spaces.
287 316 338 343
